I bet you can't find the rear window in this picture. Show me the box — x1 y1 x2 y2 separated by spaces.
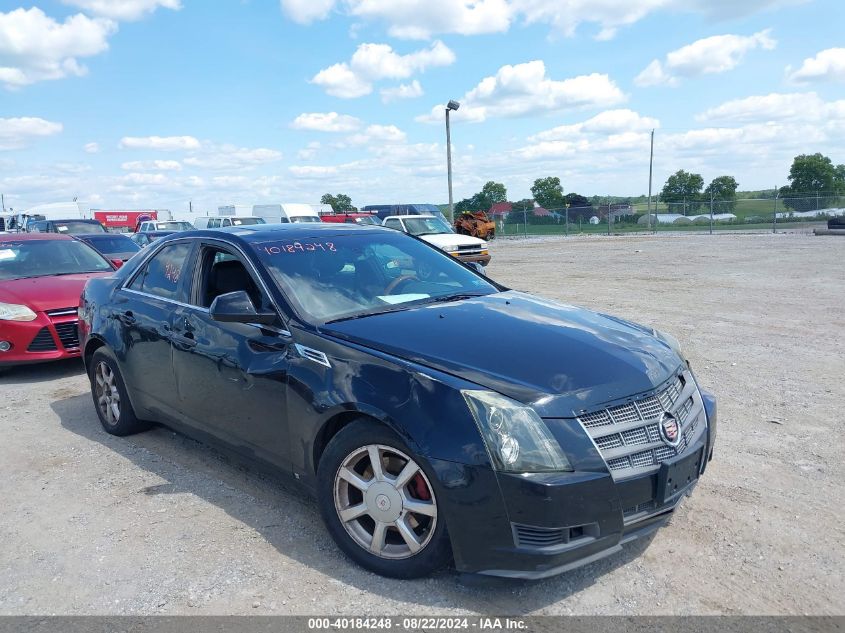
54 221 106 234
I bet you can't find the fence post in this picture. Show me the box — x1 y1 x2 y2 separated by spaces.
565 206 569 237
523 203 528 239
772 187 778 234
607 198 611 236
710 192 714 235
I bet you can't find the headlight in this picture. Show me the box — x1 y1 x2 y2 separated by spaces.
442 245 460 253
462 390 573 473
0 302 37 322
479 242 488 249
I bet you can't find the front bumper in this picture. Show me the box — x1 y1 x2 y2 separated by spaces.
430 388 717 579
0 312 81 367
453 252 491 266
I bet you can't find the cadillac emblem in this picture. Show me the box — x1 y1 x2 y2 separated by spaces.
659 412 681 447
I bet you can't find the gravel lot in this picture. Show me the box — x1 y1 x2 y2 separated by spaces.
2 232 843 615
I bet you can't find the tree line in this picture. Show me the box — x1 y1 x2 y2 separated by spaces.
319 152 843 218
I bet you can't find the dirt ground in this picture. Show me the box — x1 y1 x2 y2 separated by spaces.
1 232 843 615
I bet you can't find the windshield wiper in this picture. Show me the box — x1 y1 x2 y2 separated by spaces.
325 304 419 324
428 291 490 303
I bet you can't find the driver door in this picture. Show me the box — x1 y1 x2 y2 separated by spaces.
170 241 293 470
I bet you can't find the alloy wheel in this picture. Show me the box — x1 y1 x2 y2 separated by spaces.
333 444 438 559
94 361 121 425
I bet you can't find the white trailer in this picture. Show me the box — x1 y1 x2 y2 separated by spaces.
217 204 255 217
252 203 321 223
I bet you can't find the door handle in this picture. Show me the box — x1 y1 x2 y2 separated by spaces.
118 310 136 325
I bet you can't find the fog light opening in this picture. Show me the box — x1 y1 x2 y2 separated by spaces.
0 341 11 352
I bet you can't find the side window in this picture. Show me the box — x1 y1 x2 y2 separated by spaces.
384 218 400 230
222 219 231 227
195 245 269 311
129 242 192 301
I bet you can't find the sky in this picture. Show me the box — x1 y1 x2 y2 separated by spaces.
1 0 844 214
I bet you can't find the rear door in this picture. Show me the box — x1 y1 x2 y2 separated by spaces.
170 239 293 468
117 240 196 419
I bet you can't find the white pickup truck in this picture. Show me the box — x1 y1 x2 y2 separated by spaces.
382 214 490 266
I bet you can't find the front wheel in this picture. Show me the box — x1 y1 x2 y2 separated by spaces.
317 420 452 578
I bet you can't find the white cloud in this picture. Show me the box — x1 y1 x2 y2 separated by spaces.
119 135 201 150
635 29 776 86
280 0 336 23
0 7 116 89
381 79 424 102
418 61 625 123
696 92 845 124
297 141 322 160
121 159 183 171
279 0 796 41
120 172 170 186
182 145 283 170
84 142 100 153
345 124 407 145
530 109 659 142
513 0 669 41
786 48 845 84
312 40 454 98
62 0 181 21
291 112 363 132
345 0 512 39
0 117 63 150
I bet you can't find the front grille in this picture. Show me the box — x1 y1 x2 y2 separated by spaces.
513 523 598 550
46 307 78 317
53 321 80 349
623 501 657 519
577 370 706 479
27 328 58 352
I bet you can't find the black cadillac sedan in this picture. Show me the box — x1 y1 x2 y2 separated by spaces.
79 224 717 579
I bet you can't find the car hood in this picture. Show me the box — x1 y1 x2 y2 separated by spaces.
0 273 111 312
420 233 485 248
320 291 682 417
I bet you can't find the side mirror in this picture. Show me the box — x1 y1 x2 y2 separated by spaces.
209 291 277 325
110 258 124 269
466 262 486 276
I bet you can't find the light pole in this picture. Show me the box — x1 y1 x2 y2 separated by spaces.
445 100 460 221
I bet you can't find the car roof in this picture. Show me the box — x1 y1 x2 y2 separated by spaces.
187 223 389 242
384 214 436 220
78 232 132 240
0 233 74 242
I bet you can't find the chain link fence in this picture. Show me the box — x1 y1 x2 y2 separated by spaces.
492 193 844 238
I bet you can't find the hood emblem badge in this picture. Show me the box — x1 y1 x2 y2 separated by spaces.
659 412 681 447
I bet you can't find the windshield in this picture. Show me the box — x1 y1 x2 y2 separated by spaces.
54 221 106 234
155 221 192 231
290 216 321 223
402 217 452 236
84 236 141 255
355 216 377 225
0 240 113 281
231 217 265 226
253 231 496 323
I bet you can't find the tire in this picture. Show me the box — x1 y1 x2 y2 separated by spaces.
317 419 452 578
88 348 150 436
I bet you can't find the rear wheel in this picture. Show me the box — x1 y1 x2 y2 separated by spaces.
317 420 451 578
89 349 150 436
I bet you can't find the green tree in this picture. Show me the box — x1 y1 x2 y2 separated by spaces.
480 181 507 206
704 175 739 212
320 193 356 212
530 176 565 210
660 170 704 212
785 153 838 194
563 192 593 220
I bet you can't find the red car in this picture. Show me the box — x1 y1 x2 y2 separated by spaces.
0 234 116 369
319 212 379 225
